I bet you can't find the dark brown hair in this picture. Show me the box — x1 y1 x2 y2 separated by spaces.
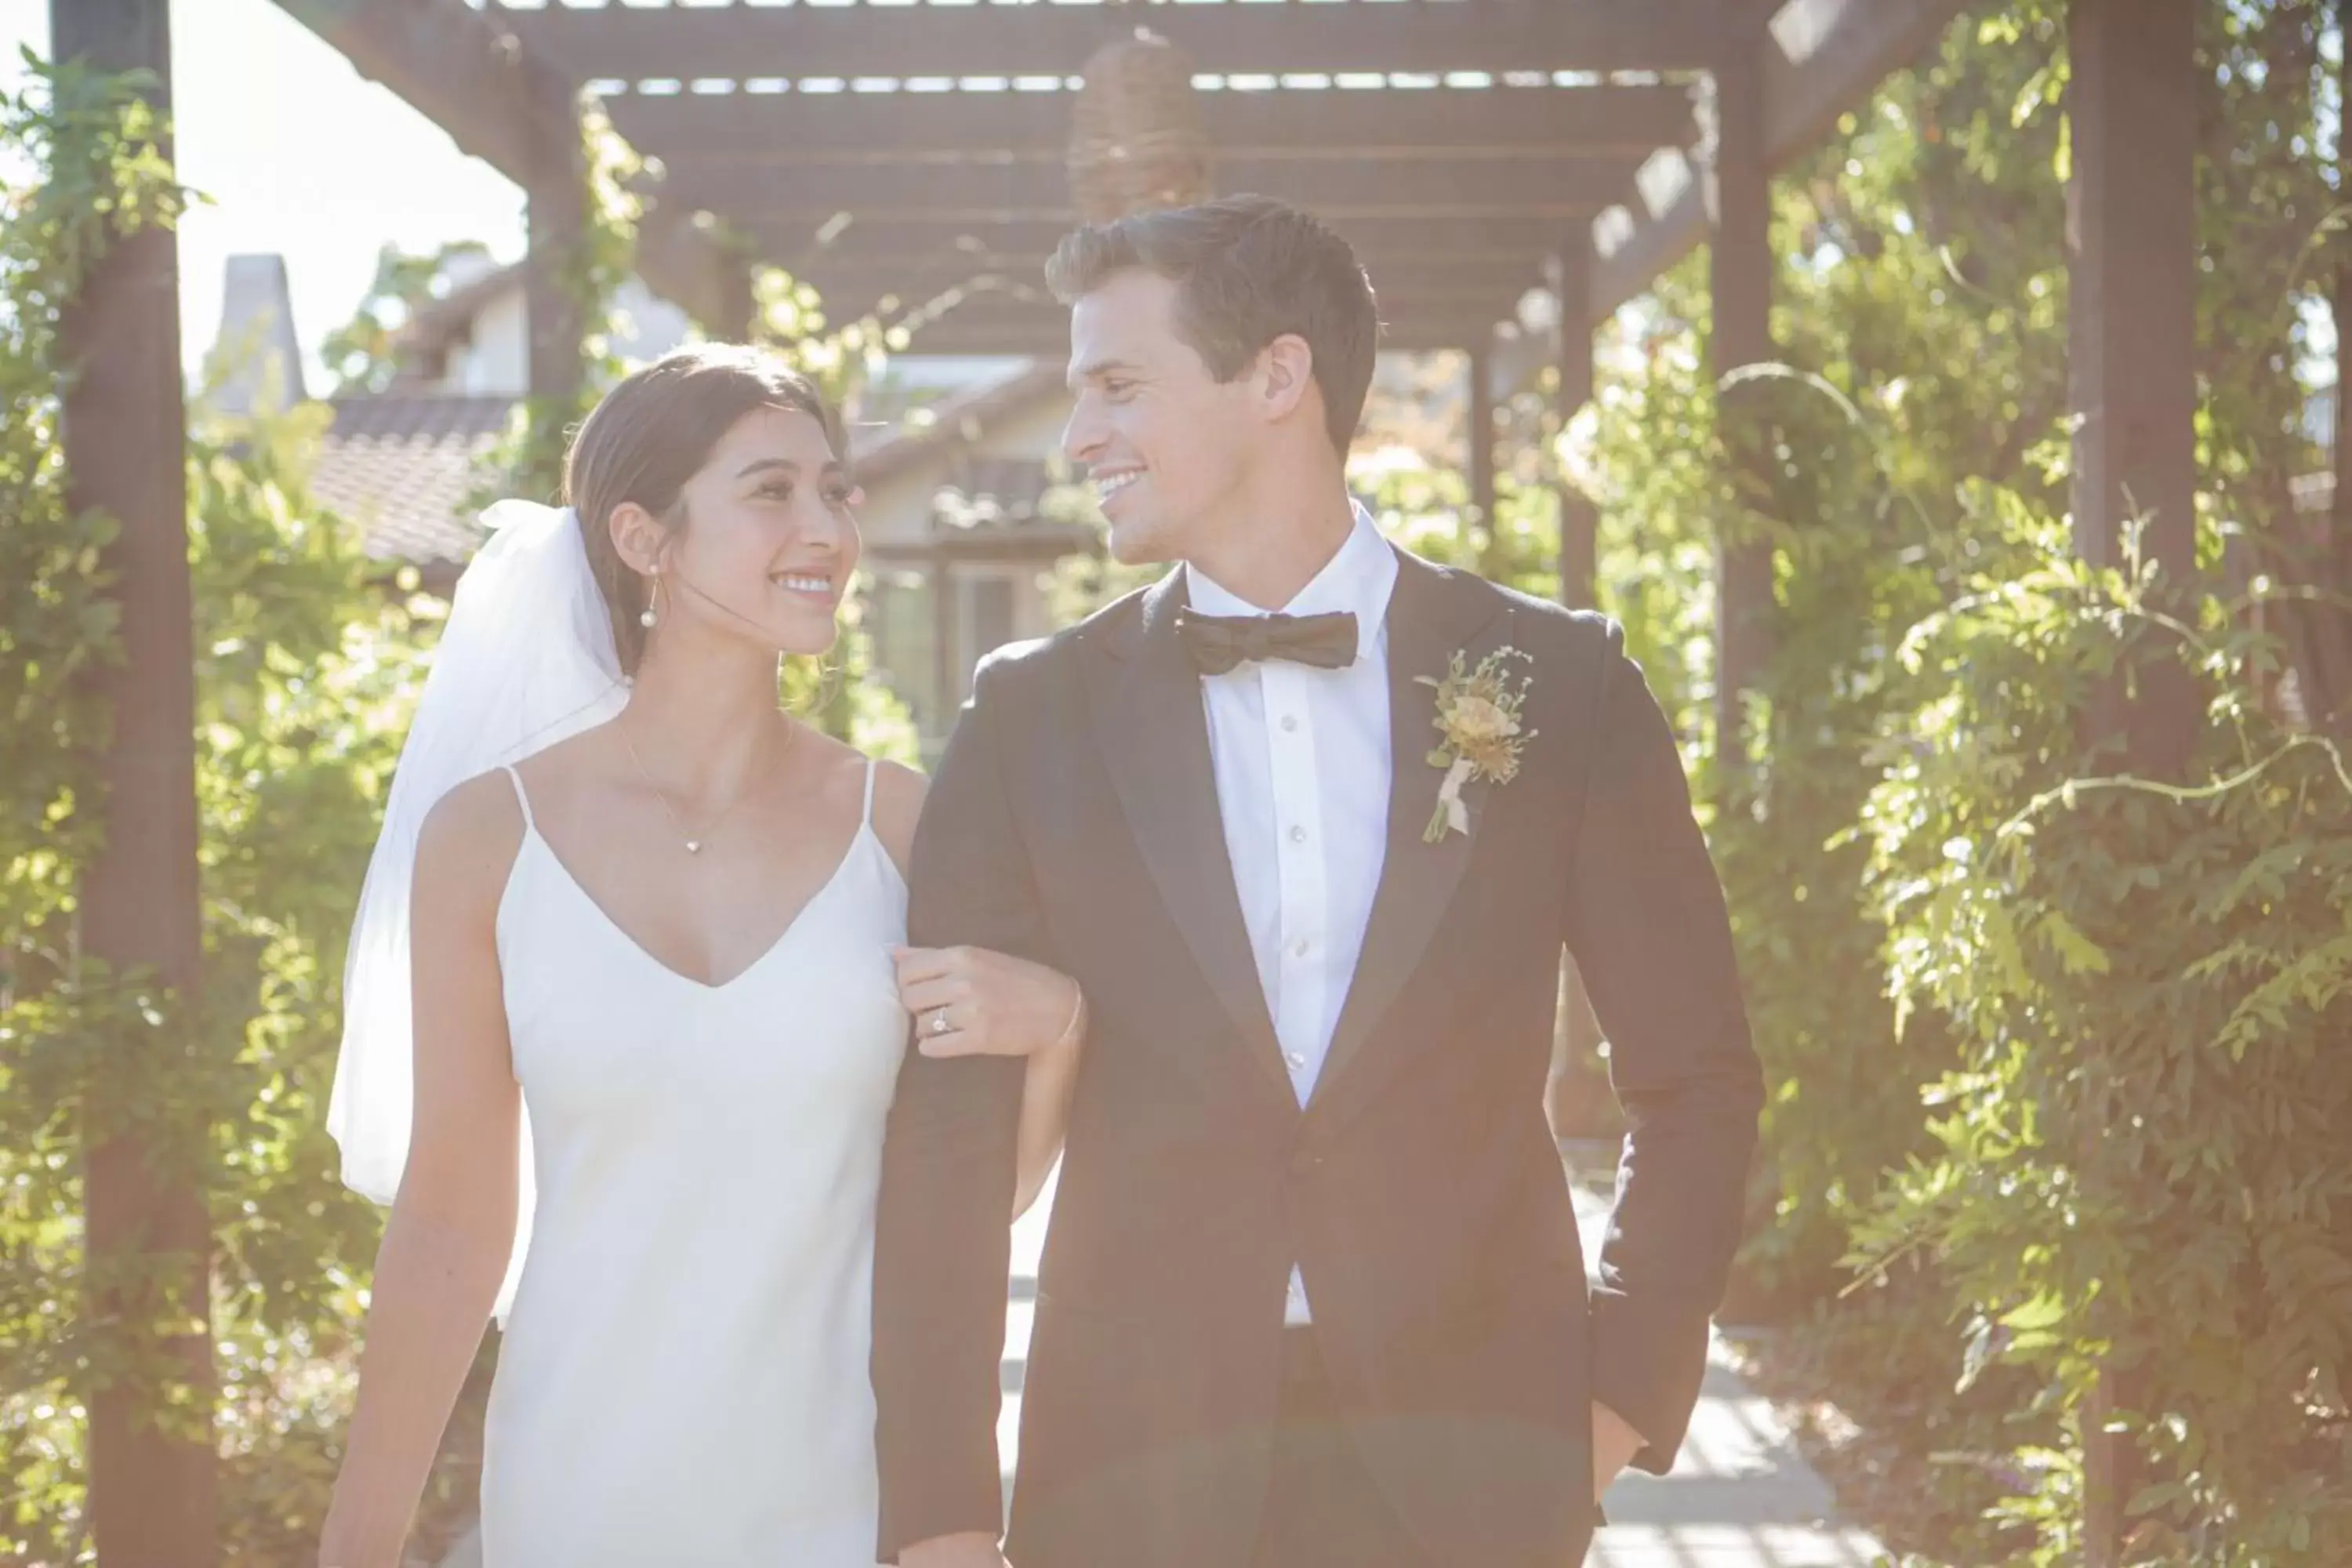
564 343 842 673
1044 194 1379 454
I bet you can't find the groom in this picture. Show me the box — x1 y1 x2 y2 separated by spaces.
872 195 1763 1568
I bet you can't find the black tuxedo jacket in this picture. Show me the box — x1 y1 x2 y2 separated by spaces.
873 548 1762 1568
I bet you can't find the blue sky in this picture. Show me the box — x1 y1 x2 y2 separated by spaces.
2 0 527 387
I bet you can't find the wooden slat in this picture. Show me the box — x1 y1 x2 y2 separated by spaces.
604 82 1697 165
664 150 1639 224
498 0 1740 82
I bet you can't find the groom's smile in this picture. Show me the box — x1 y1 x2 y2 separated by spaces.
1091 467 1145 511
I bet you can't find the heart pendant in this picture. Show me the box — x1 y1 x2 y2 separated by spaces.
684 840 703 854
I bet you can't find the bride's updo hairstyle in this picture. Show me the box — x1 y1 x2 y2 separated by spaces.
564 343 846 676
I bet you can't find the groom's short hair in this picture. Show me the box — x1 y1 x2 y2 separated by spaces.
1045 194 1378 455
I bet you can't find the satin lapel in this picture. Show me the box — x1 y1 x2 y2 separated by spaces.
1310 553 1511 1105
1083 573 1295 1104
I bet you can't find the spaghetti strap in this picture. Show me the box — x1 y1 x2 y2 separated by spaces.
500 764 537 833
860 757 878 827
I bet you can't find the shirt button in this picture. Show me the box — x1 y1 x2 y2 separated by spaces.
1292 938 1311 958
1280 714 1300 733
1285 1051 1307 1071
1289 825 1308 844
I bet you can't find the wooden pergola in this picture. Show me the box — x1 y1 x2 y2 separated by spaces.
51 2 2203 1565
273 0 1970 734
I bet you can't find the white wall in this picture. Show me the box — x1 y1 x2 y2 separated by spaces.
429 274 695 398
440 285 531 397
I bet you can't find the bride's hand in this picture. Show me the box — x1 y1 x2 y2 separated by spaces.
894 945 1085 1062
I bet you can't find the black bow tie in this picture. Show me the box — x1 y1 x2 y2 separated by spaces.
1174 605 1359 677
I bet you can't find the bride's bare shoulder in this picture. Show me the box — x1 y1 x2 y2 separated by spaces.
416 768 531 909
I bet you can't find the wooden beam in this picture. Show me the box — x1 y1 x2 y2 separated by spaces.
893 292 1521 340
834 276 1534 339
269 0 746 331
496 0 1743 82
1588 0 1971 318
605 81 1697 165
801 252 1551 314
666 152 1642 227
771 212 1573 267
893 312 1513 359
49 2 215 1563
274 0 573 185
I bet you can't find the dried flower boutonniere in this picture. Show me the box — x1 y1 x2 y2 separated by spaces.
1417 647 1536 844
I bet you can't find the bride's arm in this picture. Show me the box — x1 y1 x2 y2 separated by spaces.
873 764 1085 1219
320 776 526 1568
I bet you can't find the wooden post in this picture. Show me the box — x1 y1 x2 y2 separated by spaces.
1708 40 1776 777
1544 239 1614 1142
1468 339 1497 565
2322 28 2352 731
932 546 960 726
1551 241 1599 613
718 260 759 345
524 73 586 424
2069 0 2198 645
2067 0 2198 1558
49 2 216 1562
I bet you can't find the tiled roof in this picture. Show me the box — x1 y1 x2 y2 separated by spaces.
314 395 518 571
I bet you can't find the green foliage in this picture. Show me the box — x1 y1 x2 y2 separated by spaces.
1846 530 2352 1563
1573 2 2352 1557
185 396 441 1566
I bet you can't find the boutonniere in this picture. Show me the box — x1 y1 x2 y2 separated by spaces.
1416 647 1536 844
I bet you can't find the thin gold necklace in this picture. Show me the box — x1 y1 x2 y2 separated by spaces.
617 717 794 855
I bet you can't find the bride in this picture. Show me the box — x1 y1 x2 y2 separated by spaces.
318 344 1083 1566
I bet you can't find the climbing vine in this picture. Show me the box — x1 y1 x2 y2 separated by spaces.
1 52 450 1562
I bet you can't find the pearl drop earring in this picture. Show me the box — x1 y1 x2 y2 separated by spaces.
640 568 659 630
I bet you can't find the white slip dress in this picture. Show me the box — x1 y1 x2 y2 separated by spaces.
477 758 907 1566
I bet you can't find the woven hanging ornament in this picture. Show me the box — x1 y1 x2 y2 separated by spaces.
1068 26 1213 223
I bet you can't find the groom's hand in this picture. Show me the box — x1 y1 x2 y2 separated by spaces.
898 1530 1011 1568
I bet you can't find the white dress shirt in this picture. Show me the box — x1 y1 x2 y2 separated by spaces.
1185 499 1399 1324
